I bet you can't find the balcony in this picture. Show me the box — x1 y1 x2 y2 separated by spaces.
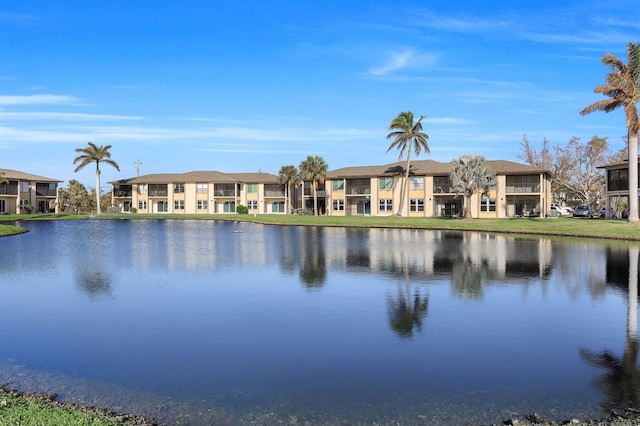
149 190 168 197
506 185 540 193
265 190 285 197
434 185 454 193
304 190 327 197
35 189 57 197
115 191 133 197
347 186 371 195
0 186 19 196
214 190 236 197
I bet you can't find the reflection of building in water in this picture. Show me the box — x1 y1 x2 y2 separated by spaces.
319 228 553 285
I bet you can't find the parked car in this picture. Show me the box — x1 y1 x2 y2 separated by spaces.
599 207 615 218
573 205 591 218
549 204 571 216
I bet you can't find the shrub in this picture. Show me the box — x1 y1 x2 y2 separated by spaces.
236 204 248 214
106 206 121 214
24 205 34 214
130 207 137 214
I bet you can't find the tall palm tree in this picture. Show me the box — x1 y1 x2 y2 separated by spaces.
581 42 640 223
386 111 430 216
73 142 120 215
278 164 300 214
299 155 328 216
449 155 497 220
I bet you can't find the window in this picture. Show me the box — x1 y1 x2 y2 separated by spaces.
223 201 235 212
196 183 208 194
481 198 496 212
174 200 184 210
20 182 29 193
138 184 147 195
379 199 393 212
247 200 258 210
379 177 393 190
157 201 168 213
20 199 29 208
409 177 424 190
332 199 344 211
410 198 424 212
174 183 184 194
332 180 344 191
271 201 285 213
0 199 4 213
138 200 147 210
197 200 208 210
608 168 629 191
247 184 258 193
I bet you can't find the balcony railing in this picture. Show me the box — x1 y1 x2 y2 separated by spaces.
0 187 19 196
347 186 371 195
35 189 57 197
115 191 133 197
214 190 236 197
265 190 285 197
506 185 540 193
433 185 454 193
149 191 168 197
304 190 327 197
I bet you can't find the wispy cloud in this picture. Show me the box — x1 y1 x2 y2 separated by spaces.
369 48 438 76
0 112 142 121
0 94 81 106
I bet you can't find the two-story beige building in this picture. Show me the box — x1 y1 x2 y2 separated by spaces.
324 159 550 218
0 168 61 214
598 158 637 218
110 171 287 214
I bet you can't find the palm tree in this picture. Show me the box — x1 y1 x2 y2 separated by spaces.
449 155 497 220
73 142 120 215
386 111 430 216
299 155 328 216
278 165 300 214
0 171 8 185
581 42 640 223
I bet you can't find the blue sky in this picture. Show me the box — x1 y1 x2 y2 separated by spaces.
0 1 638 190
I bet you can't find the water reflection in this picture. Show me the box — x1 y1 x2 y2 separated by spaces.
580 247 640 412
2 220 640 425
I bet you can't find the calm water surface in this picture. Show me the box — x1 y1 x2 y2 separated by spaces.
0 220 638 425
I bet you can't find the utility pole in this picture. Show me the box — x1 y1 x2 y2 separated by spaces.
134 157 142 177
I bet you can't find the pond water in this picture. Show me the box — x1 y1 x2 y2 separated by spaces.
0 220 638 425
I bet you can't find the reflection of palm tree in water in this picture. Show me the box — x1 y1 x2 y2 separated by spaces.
387 254 429 338
299 227 327 289
580 247 640 411
451 256 492 300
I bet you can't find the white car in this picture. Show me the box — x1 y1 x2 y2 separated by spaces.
550 204 571 216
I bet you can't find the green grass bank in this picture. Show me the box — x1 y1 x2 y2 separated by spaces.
2 213 640 241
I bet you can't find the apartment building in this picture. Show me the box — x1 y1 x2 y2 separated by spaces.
110 171 287 214
324 159 550 218
0 168 61 214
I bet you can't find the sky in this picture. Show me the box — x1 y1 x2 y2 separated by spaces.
0 1 638 190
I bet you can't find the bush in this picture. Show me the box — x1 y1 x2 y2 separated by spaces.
24 205 34 214
106 206 120 214
236 204 248 214
130 207 137 214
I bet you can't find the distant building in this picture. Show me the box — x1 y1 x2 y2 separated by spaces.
0 168 62 214
110 171 286 214
324 159 551 218
109 160 550 219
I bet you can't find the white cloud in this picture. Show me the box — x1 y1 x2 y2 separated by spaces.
0 112 142 121
369 49 437 76
0 94 80 106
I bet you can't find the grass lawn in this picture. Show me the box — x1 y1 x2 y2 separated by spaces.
0 388 141 426
2 212 640 240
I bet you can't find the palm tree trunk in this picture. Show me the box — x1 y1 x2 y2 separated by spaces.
628 130 639 222
313 181 318 216
287 183 292 214
464 194 472 219
401 151 412 217
95 165 101 215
